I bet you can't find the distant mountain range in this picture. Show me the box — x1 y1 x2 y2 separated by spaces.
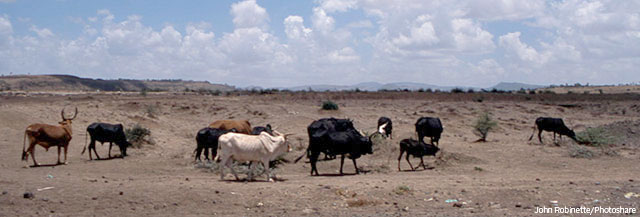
0 74 235 92
279 82 545 92
0 74 545 92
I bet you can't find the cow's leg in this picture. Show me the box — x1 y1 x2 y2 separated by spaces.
108 142 113 158
203 147 210 161
397 150 404 171
339 154 345 175
93 142 102 160
28 144 39 167
63 144 68 164
352 158 359 174
219 155 230 180
553 132 557 144
263 159 272 182
195 147 202 162
57 146 62 164
420 156 426 169
88 139 95 160
211 147 218 162
227 160 240 181
247 161 253 181
538 130 543 144
310 151 320 176
406 154 414 171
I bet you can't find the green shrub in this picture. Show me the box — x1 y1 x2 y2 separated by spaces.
473 112 497 142
393 185 412 195
576 127 616 146
125 124 152 148
451 88 464 93
569 145 594 158
321 100 339 110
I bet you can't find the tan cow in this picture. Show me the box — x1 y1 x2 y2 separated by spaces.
22 108 78 167
209 120 252 134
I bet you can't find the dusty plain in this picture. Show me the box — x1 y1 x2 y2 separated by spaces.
1 91 639 216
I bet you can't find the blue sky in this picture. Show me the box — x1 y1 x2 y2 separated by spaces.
1 0 639 88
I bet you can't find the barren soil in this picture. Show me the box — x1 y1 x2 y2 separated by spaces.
0 92 639 216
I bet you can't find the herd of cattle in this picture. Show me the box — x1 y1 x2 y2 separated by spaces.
20 107 580 181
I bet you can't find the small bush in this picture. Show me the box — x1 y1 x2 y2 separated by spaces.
140 88 148 96
451 88 464 93
473 112 497 142
569 145 594 158
393 185 412 195
125 124 152 148
321 100 339 110
145 104 159 118
576 127 616 146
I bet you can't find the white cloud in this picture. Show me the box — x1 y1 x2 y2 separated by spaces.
230 0 269 30
284 16 311 40
29 25 54 38
319 0 358 13
451 18 495 53
326 47 359 63
312 8 335 35
392 15 439 48
1 0 640 87
0 15 13 36
499 32 549 65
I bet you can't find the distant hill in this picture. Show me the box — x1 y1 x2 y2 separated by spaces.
283 81 540 92
0 74 235 92
489 82 545 91
286 82 474 92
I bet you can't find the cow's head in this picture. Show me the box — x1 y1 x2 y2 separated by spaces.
272 130 294 152
58 107 78 126
567 129 577 141
117 141 132 157
359 133 374 155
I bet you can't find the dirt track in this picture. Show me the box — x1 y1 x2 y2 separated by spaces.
0 92 639 216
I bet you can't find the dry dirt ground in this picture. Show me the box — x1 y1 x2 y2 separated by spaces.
0 92 639 216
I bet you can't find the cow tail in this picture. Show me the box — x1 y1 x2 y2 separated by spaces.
22 130 28 161
294 147 309 163
81 130 88 155
528 124 537 141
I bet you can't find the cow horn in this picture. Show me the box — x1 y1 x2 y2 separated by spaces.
70 107 78 120
61 108 66 120
283 133 294 138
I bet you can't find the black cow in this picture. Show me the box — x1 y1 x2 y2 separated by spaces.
251 124 273 135
528 117 577 144
295 118 374 176
377 117 393 139
83 123 132 160
415 117 443 146
397 138 440 171
194 127 235 161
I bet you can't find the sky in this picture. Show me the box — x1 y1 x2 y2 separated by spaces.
0 0 639 88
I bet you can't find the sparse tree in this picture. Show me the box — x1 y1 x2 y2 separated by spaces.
473 112 497 142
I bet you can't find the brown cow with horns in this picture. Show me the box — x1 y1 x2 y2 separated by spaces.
22 107 78 167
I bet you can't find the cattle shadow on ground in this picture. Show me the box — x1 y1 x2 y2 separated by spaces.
311 173 359 177
397 167 435 172
91 155 125 161
28 162 65 168
220 177 288 183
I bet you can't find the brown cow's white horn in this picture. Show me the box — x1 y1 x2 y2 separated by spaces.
70 107 78 120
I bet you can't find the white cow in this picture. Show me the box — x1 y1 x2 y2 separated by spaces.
217 130 292 181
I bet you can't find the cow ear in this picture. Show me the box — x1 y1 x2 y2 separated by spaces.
266 124 272 130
